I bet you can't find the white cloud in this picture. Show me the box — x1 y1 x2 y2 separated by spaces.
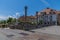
40 0 50 6
15 12 20 18
16 12 20 16
7 12 20 19
0 15 16 20
0 12 20 20
0 16 8 20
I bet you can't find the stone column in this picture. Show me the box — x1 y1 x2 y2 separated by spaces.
24 6 28 22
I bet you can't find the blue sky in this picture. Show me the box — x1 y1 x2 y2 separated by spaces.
0 0 60 20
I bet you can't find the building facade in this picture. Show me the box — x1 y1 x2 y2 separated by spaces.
37 8 57 25
18 15 37 23
19 8 60 26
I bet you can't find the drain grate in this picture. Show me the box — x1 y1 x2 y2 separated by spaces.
6 34 14 38
38 38 45 40
19 33 29 36
29 31 35 33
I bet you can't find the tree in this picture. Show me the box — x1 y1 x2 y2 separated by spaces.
7 17 17 24
12 18 16 22
7 17 13 23
0 20 6 24
3 20 6 24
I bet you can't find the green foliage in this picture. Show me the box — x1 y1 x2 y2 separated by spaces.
31 22 37 25
39 20 43 24
12 18 16 22
0 17 17 24
0 20 7 24
0 17 17 28
7 17 17 23
7 17 13 23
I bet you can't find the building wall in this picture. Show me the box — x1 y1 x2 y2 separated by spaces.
57 14 60 25
38 11 57 25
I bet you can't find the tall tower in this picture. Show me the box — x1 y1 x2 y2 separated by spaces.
24 6 28 22
36 11 38 24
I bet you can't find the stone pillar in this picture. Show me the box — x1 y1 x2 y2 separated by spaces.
36 11 38 25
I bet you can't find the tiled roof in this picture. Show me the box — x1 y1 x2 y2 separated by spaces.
38 8 60 15
56 11 60 14
19 16 36 19
18 16 37 22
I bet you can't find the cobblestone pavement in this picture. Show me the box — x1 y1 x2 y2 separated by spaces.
0 26 60 40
